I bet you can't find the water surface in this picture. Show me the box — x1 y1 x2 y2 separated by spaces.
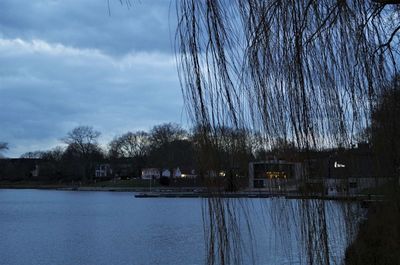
0 189 353 265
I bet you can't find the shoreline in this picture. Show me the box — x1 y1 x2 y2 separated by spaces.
0 186 149 192
0 182 203 193
0 184 384 203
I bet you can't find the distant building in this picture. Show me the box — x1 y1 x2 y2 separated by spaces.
95 164 112 178
173 167 182 178
141 168 160 180
161 169 171 178
249 159 303 189
248 144 393 194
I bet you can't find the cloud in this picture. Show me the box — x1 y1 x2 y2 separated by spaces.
0 37 184 157
0 0 177 56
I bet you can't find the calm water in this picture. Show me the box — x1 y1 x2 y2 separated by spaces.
0 189 352 265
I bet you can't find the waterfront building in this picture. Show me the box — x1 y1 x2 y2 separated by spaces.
248 159 303 190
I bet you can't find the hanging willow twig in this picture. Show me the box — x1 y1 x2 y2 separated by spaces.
175 1 399 265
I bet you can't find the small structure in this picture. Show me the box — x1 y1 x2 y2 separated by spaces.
141 168 160 180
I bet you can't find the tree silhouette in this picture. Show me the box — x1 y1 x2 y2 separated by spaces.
0 142 8 157
148 123 192 169
371 75 400 176
62 126 102 181
109 131 150 158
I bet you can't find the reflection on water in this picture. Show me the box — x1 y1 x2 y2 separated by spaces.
0 190 356 265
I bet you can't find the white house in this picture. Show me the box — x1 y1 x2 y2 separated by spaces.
161 169 171 178
173 167 182 178
95 164 112 178
141 168 160 180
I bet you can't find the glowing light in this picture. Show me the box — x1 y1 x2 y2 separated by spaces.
334 162 346 168
265 171 287 179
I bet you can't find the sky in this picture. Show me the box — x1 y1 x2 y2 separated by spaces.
0 0 186 157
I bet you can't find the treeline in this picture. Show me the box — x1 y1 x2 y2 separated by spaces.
1 123 261 184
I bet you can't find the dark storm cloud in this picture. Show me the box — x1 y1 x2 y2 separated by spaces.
0 1 184 157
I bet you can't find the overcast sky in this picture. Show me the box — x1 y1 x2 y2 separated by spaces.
0 0 187 157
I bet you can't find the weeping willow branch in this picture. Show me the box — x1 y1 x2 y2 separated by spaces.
176 0 399 149
176 1 399 265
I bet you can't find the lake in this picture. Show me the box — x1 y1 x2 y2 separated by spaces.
0 189 355 265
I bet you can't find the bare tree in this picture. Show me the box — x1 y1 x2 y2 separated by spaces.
108 131 150 158
0 142 8 150
20 150 46 159
62 126 102 181
147 123 192 169
0 142 8 157
149 123 187 148
41 146 65 161
62 126 101 154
